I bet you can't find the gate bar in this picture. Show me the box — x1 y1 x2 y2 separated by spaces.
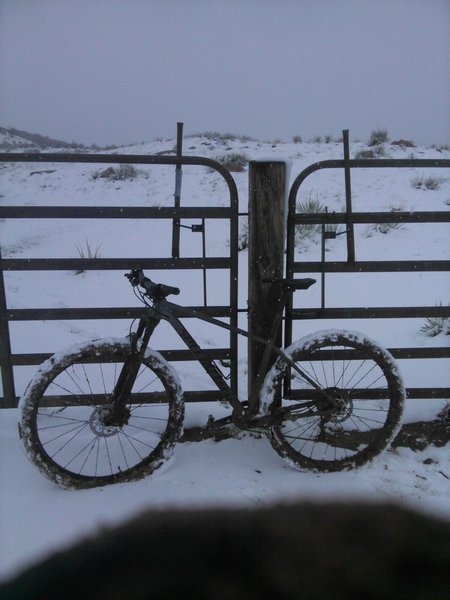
171 122 183 259
0 245 16 407
342 130 355 262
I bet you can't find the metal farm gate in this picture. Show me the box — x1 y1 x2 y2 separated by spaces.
284 148 450 402
0 151 239 407
1 142 450 409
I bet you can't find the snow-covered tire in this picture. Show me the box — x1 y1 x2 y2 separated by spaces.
19 338 184 489
261 330 404 472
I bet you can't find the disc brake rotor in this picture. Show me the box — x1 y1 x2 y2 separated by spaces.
89 407 121 437
322 387 353 423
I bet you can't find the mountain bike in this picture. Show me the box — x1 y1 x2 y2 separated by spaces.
19 269 405 488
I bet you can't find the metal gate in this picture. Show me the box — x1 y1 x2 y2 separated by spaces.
0 152 239 407
284 154 450 401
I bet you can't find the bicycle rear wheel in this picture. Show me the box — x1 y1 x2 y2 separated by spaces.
261 330 404 472
19 338 184 488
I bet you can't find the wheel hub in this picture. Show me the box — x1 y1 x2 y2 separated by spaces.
89 405 130 437
320 387 353 422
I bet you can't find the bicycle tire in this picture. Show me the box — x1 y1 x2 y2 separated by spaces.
261 330 404 472
19 338 184 489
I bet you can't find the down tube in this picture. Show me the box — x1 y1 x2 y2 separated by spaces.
166 312 241 410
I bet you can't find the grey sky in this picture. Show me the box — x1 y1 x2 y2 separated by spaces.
1 0 449 146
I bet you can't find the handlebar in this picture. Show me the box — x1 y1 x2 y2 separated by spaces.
126 269 315 301
125 269 180 300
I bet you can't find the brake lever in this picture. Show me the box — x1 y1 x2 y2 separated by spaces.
125 269 142 287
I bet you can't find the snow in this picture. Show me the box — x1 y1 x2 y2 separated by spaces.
1 133 449 581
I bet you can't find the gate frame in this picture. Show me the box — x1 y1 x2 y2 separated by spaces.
284 157 450 401
0 152 239 407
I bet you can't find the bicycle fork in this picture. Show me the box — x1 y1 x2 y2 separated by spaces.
101 315 160 426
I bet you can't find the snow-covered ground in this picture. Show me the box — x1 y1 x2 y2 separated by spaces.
1 132 449 581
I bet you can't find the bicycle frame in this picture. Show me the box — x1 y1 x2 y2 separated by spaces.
110 286 323 431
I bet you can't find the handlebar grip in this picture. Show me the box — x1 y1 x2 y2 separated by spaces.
125 269 180 298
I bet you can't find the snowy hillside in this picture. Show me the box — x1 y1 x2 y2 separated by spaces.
0 126 93 152
0 131 449 580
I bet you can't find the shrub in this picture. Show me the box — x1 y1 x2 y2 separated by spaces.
193 132 254 143
365 221 405 235
238 217 248 251
295 193 326 245
374 145 387 157
91 164 141 181
391 139 416 148
437 403 450 425
419 304 449 337
75 239 103 275
355 149 376 159
292 135 302 143
368 129 389 146
116 164 139 180
213 152 249 172
364 207 406 236
411 175 445 191
355 145 387 159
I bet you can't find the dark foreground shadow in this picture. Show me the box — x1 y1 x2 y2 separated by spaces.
1 501 449 600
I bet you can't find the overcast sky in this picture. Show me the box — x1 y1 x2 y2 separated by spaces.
1 0 449 146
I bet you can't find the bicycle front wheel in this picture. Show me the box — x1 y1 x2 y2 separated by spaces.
19 338 184 488
261 330 404 472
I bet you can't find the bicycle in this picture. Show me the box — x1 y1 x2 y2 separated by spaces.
19 269 405 488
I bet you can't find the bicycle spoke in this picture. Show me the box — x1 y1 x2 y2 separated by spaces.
117 433 130 470
135 373 160 394
78 437 99 475
36 411 89 427
60 433 97 468
40 421 89 449
48 379 95 405
266 331 404 472
320 359 329 388
347 361 379 390
351 412 387 428
129 413 168 422
99 363 108 397
126 422 165 434
119 430 157 451
103 437 114 476
119 432 147 461
95 436 100 477
282 416 321 439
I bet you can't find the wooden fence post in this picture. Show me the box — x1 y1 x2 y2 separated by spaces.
248 161 286 410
